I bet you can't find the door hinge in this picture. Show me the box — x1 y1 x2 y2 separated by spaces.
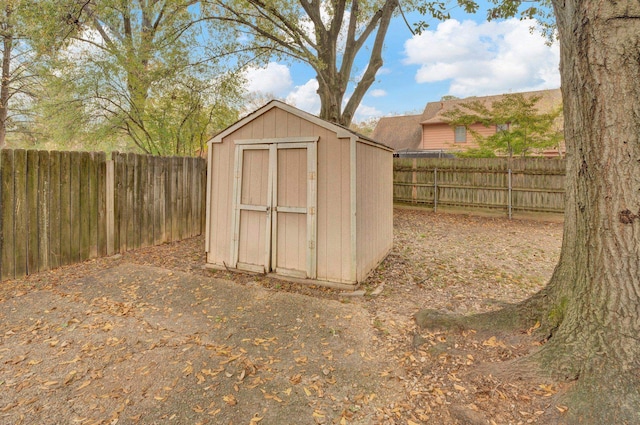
309 240 315 249
309 206 315 215
309 171 316 180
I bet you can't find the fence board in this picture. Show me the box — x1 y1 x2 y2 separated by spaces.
141 154 152 248
114 152 125 253
170 157 179 241
59 152 72 266
88 152 98 258
96 153 107 257
79 152 91 261
125 153 135 251
69 153 81 263
49 151 61 269
27 150 39 274
13 150 27 277
153 157 165 244
1 150 15 280
37 151 50 272
133 153 142 249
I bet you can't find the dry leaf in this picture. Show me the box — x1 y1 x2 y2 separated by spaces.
64 370 78 385
482 336 506 348
527 321 541 335
76 380 91 391
223 394 237 406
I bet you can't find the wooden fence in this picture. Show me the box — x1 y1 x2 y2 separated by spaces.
393 157 566 216
0 149 206 281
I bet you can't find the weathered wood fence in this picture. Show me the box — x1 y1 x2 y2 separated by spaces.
394 158 566 217
0 149 206 281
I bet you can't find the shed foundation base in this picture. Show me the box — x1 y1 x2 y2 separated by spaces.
202 263 361 291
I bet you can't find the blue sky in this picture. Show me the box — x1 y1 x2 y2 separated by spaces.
242 3 560 122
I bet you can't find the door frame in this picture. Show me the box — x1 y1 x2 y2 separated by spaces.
231 137 318 278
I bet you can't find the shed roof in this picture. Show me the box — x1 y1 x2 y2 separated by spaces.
370 115 423 151
210 100 392 150
420 88 562 125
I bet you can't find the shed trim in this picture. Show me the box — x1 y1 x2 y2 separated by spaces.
235 136 319 145
209 101 387 148
349 136 358 283
205 141 214 253
356 138 395 152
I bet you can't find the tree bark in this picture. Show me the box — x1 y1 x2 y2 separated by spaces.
533 1 640 420
313 0 398 127
0 4 13 148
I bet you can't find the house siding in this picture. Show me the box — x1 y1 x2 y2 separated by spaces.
422 123 495 151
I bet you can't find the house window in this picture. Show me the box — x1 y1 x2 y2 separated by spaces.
496 123 509 132
454 126 466 143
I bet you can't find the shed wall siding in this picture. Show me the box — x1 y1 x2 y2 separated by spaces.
422 123 494 150
207 107 353 283
355 142 393 281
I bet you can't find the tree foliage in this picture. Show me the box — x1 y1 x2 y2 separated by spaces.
45 0 243 156
444 93 563 157
0 0 74 147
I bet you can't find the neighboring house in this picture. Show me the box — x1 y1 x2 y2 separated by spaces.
372 88 564 157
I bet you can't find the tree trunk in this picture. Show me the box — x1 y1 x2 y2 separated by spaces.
531 1 640 421
314 0 398 127
0 6 13 148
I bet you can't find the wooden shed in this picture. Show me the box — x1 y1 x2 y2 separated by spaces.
204 101 393 289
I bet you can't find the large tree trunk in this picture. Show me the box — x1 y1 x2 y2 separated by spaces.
416 1 640 421
535 1 640 421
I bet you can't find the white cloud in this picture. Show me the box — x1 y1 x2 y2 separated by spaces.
370 89 387 98
244 62 293 96
285 79 321 114
354 104 383 121
403 18 560 97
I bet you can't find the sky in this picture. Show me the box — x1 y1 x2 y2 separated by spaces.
241 3 560 123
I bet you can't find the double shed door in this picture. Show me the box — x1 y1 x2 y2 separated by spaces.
232 139 317 279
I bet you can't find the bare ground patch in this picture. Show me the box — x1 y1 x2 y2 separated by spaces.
0 208 563 424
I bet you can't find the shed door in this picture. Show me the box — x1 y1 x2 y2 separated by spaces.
232 142 317 278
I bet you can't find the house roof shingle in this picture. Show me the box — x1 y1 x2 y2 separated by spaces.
420 88 562 125
370 114 423 151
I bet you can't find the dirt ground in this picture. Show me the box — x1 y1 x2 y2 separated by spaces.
0 208 564 425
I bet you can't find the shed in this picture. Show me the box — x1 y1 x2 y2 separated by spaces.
205 101 393 289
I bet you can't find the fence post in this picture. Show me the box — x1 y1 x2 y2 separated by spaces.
508 168 512 219
411 158 417 203
106 159 115 255
434 167 438 213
